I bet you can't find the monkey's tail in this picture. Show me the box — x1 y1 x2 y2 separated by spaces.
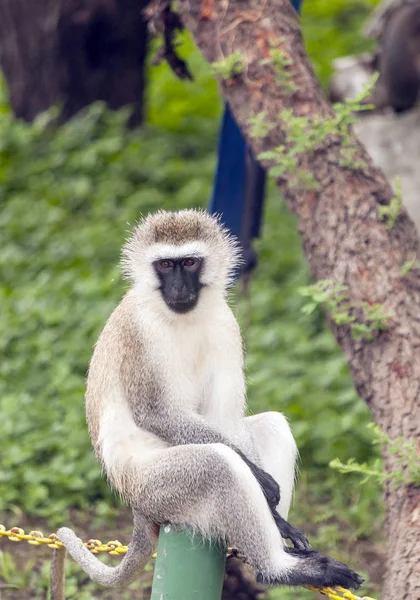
56 516 154 590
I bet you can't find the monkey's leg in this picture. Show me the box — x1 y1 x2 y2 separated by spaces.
131 443 362 589
244 412 309 549
56 510 156 589
244 414 363 589
245 412 297 519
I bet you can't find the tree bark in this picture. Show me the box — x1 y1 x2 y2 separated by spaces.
0 0 148 125
177 1 420 598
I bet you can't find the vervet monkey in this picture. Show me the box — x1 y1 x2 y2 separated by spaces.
52 210 363 596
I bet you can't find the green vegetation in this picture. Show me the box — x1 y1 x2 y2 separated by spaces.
401 256 420 275
211 53 245 80
301 0 381 86
0 1 387 598
248 111 276 139
377 176 403 229
331 423 420 487
257 77 377 189
299 280 395 342
0 105 217 520
0 103 381 520
260 47 297 95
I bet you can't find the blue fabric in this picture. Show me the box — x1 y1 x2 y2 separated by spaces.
208 107 247 238
209 0 303 241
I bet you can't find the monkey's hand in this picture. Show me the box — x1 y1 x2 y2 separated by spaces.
253 466 280 511
272 511 310 550
237 451 280 510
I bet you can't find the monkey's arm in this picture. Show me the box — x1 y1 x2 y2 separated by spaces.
239 449 309 549
271 510 310 550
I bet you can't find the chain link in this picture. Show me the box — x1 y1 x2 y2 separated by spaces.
0 524 127 555
0 523 377 600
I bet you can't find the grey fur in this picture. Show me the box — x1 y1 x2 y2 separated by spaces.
56 512 152 588
52 210 363 598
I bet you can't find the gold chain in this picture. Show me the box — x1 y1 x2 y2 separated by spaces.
0 524 377 600
0 524 127 555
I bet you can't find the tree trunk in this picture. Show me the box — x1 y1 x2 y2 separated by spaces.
0 0 148 125
177 1 420 598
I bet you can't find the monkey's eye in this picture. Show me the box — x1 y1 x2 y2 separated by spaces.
183 257 199 269
159 260 173 270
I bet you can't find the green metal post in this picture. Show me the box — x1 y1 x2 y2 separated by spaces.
150 525 226 600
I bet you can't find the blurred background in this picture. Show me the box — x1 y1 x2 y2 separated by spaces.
0 0 394 598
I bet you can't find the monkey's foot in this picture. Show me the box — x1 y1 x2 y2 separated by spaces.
257 548 364 590
272 512 310 550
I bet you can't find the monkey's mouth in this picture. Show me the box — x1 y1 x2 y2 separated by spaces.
165 295 198 313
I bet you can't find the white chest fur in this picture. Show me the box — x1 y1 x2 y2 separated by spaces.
151 297 246 425
99 292 247 476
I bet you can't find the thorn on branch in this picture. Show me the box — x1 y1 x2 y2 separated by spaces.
144 0 193 81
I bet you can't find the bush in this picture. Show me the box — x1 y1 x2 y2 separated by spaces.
0 105 217 517
0 0 381 521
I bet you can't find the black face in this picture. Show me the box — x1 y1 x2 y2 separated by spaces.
154 257 204 313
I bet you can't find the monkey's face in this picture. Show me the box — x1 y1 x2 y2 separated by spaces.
153 256 204 313
121 211 242 302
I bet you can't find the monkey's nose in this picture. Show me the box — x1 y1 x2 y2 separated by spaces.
170 285 188 302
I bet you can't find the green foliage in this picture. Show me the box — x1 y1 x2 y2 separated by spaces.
0 103 216 520
330 456 386 484
299 279 349 316
236 202 376 469
0 551 35 592
299 280 394 342
0 100 379 520
0 546 150 599
0 0 384 542
211 52 244 80
332 75 378 168
360 302 395 336
260 47 297 95
147 34 221 131
377 177 403 229
331 424 420 486
301 0 380 87
259 136 319 189
257 77 376 188
248 111 276 138
401 257 420 276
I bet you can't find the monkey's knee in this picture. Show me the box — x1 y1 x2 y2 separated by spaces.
247 412 298 458
133 444 255 521
246 412 297 519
